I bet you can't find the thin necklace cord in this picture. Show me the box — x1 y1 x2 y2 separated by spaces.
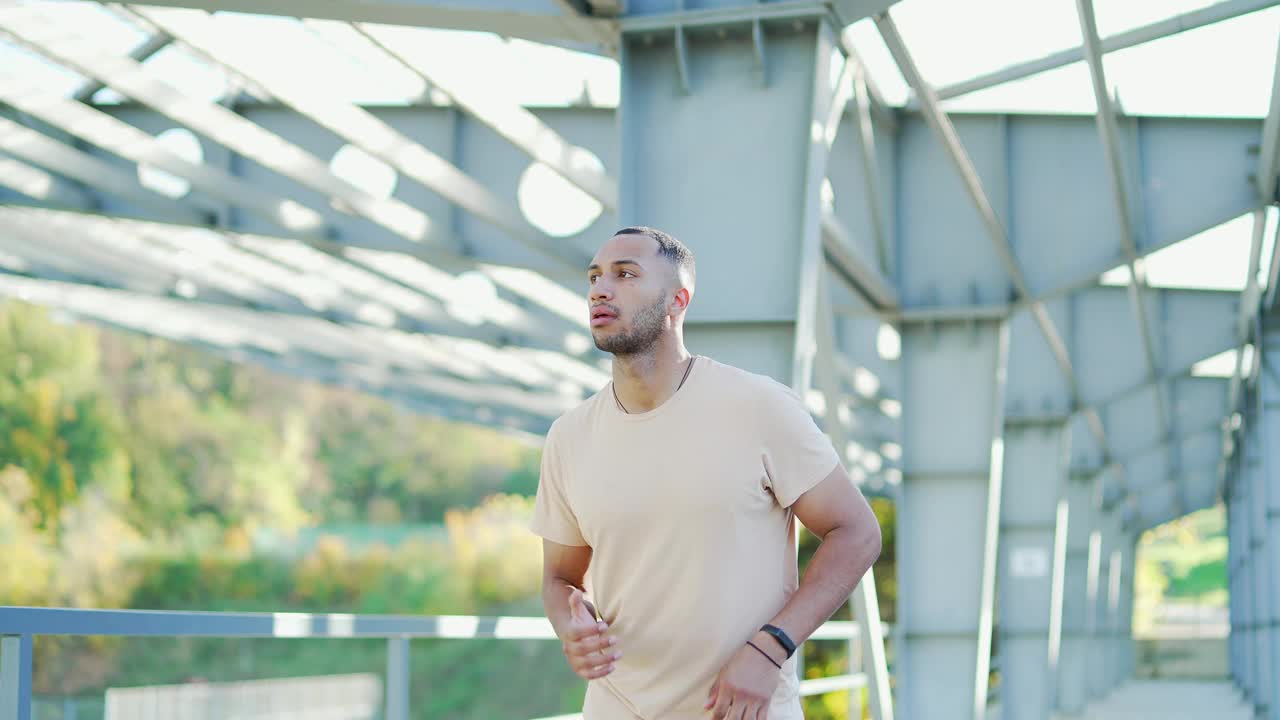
613 356 695 414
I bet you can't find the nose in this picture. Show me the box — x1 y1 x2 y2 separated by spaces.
590 279 613 304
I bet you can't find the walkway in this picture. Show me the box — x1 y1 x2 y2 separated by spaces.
1076 680 1251 719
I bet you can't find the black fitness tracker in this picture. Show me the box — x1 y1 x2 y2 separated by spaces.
760 624 797 659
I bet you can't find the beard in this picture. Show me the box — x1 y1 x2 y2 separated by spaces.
593 293 668 356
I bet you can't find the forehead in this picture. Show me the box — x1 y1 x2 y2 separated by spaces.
590 234 659 266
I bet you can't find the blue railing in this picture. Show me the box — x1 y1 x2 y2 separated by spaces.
0 606 881 720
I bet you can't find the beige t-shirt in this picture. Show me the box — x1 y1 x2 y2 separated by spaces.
531 357 841 720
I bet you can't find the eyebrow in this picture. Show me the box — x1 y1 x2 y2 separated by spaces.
586 259 643 273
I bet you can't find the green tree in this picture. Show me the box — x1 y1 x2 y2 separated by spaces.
0 303 131 529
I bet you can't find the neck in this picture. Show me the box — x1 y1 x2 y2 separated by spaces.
611 337 692 414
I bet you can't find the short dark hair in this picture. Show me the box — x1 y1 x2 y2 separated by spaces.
614 226 695 288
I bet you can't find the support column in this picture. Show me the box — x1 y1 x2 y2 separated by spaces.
0 634 33 720
1087 508 1114 700
1057 471 1101 716
1240 445 1257 703
898 321 1009 720
1248 380 1273 718
1111 532 1136 689
617 8 839 383
1228 476 1242 690
1261 322 1280 720
385 637 409 720
1100 516 1127 694
996 421 1070 720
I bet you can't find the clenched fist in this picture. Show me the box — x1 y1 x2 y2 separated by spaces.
560 588 621 680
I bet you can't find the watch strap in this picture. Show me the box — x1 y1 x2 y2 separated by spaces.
760 623 797 659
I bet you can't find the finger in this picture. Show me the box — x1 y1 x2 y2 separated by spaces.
711 688 733 720
569 634 616 656
579 660 615 680
570 646 621 672
705 681 719 710
756 704 769 720
566 621 609 641
568 588 595 624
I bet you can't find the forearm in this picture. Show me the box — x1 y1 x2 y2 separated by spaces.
767 522 882 645
542 576 585 639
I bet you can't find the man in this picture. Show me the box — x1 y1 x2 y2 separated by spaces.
532 226 882 719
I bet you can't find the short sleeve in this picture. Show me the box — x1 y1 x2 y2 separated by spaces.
758 379 842 508
530 422 588 547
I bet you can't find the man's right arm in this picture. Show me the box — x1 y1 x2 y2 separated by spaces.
542 539 620 680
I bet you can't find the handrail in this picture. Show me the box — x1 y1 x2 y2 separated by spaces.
0 607 888 720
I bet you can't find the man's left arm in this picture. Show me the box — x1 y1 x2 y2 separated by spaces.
706 463 881 718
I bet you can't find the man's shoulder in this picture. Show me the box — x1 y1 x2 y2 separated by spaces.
547 387 608 439
699 356 797 398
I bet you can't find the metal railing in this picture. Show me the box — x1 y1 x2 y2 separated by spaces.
0 606 887 720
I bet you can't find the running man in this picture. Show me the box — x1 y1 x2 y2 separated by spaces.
532 226 882 719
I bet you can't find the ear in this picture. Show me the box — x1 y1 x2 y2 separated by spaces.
670 287 692 314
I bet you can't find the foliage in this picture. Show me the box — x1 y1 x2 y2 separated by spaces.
798 496 896 720
1133 504 1228 636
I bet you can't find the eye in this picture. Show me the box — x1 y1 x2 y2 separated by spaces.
619 270 636 278
588 274 599 284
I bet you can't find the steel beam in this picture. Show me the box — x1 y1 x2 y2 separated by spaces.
821 211 898 311
0 154 95 208
876 15 1115 519
342 21 618 210
932 0 1279 102
0 70 335 238
1107 533 1134 691
849 57 892 275
0 7 454 253
0 95 592 353
0 115 209 225
835 30 897 131
791 20 840 395
1086 507 1115 701
897 321 1007 720
1260 322 1280 720
72 31 173 102
1075 0 1174 512
114 0 618 51
995 422 1070 720
1217 30 1280 503
0 274 575 430
0 210 605 390
1247 375 1276 719
1056 471 1100 716
123 6 586 271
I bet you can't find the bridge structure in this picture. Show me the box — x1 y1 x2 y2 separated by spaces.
0 1 1278 718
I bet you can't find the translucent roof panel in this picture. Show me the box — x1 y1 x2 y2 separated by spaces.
1092 0 1219 37
0 2 148 96
1 1 620 107
358 24 619 106
95 43 231 105
1101 209 1279 291
884 0 1086 90
0 40 89 97
848 0 1277 117
201 12 425 106
1098 6 1279 118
